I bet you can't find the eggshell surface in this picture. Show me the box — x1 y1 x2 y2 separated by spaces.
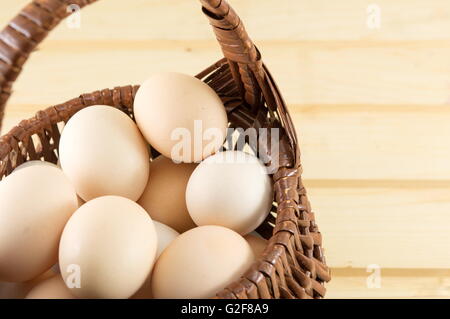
153 221 179 258
134 72 228 163
59 196 157 299
13 160 57 172
244 233 268 258
0 165 78 282
0 269 55 299
59 105 150 202
151 225 254 299
25 275 75 299
138 156 197 233
132 221 179 299
186 151 273 235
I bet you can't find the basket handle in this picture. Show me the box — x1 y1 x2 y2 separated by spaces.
0 0 262 131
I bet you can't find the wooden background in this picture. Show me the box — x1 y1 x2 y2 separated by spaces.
2 0 450 298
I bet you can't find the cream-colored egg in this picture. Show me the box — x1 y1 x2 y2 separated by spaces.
138 156 196 233
0 165 78 282
59 105 150 202
134 72 228 163
151 225 254 299
13 161 84 207
186 151 273 235
59 196 157 299
13 160 57 172
132 221 179 299
25 275 76 299
244 233 268 258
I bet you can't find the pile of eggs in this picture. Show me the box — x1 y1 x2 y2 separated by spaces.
0 72 273 299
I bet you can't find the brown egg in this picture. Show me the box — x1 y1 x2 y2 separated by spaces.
138 156 197 233
59 105 150 202
0 282 31 299
25 275 76 299
59 196 157 299
134 72 228 163
0 165 78 282
76 196 85 207
0 269 55 299
244 233 268 258
151 225 254 299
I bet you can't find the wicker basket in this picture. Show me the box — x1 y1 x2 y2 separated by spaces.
0 0 330 299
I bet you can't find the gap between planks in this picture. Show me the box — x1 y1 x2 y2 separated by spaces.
36 39 450 51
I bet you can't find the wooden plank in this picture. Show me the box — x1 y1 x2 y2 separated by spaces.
3 0 450 41
2 40 450 108
293 104 450 181
306 184 450 269
327 269 450 299
4 103 450 181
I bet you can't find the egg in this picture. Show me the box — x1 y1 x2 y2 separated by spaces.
0 281 32 299
76 196 85 207
59 196 157 299
14 161 85 207
134 72 228 163
59 105 150 202
151 225 254 299
13 160 57 172
132 221 179 299
186 151 273 235
25 275 76 299
153 221 180 258
0 165 78 282
244 233 268 258
0 269 56 299
138 156 197 233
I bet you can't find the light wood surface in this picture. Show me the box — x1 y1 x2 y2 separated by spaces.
1 0 450 298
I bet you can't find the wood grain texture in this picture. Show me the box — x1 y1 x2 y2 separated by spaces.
307 184 450 269
2 0 450 41
2 0 450 298
327 269 450 299
4 40 450 107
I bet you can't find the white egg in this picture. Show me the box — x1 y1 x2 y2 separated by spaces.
186 151 273 235
59 105 150 202
59 196 157 299
13 160 57 172
153 221 179 258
